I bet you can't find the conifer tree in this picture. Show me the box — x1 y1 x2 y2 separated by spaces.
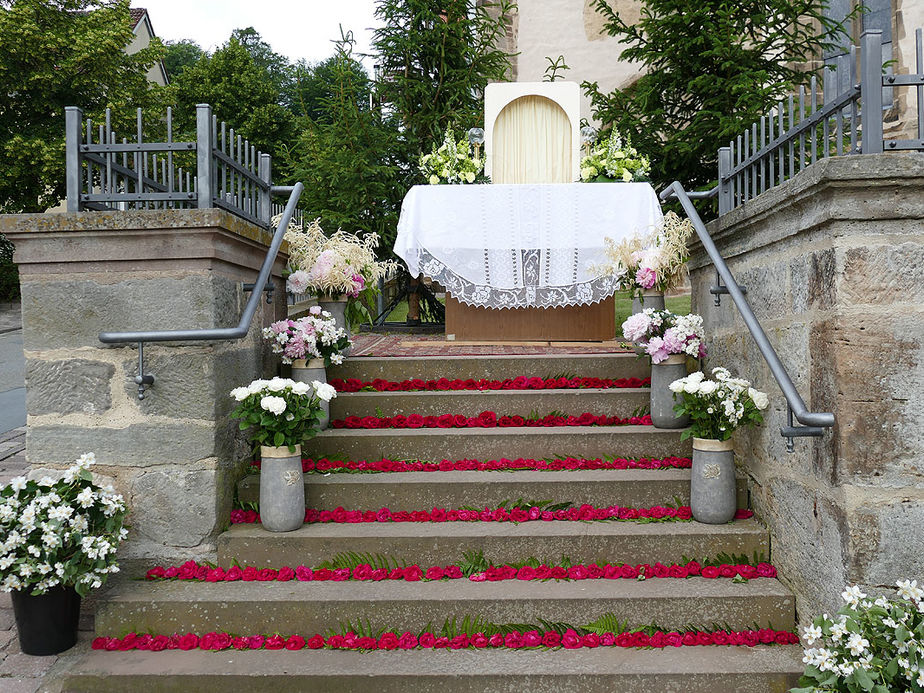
584 0 859 193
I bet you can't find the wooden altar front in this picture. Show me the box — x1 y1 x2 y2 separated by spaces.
445 296 615 342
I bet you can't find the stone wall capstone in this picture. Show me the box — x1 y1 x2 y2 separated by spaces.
689 152 924 621
1 209 287 566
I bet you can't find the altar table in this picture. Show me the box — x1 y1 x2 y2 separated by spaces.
394 183 663 341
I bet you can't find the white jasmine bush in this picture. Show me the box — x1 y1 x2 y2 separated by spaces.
0 453 127 597
669 367 768 440
794 580 924 692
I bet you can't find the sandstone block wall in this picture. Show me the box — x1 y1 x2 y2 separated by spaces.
689 152 924 620
1 210 287 565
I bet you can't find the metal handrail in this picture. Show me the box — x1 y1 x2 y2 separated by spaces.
99 183 304 398
659 181 835 450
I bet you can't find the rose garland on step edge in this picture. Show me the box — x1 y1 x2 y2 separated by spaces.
331 411 652 429
145 559 777 584
248 456 693 473
92 627 799 653
330 376 651 393
229 504 755 525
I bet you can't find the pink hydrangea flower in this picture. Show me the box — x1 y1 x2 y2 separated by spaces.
662 327 683 354
635 266 657 289
646 336 670 363
286 270 310 295
621 312 651 342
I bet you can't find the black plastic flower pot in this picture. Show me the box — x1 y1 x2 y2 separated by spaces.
10 584 81 655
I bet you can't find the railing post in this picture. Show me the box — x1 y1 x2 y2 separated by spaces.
65 106 83 212
860 30 884 154
195 104 213 209
259 153 272 226
718 146 732 215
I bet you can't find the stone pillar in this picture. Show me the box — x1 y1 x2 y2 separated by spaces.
689 153 924 619
1 209 287 565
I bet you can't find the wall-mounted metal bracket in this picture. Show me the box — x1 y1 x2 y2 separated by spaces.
709 269 747 306
134 342 155 400
243 280 275 304
780 406 825 453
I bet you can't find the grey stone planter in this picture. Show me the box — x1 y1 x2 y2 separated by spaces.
650 354 689 428
631 290 665 314
291 358 329 430
318 295 351 354
690 437 737 524
259 444 305 533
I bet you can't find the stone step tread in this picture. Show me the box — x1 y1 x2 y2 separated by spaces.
218 519 768 568
329 388 650 417
237 468 748 509
222 517 767 542
62 645 804 693
311 425 673 440
246 468 709 487
302 425 691 461
95 578 795 636
101 574 795 604
328 353 650 383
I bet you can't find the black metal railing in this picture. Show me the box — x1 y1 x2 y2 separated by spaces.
718 29 924 215
65 104 274 228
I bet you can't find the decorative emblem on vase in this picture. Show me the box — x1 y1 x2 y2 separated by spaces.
283 470 300 486
702 464 722 479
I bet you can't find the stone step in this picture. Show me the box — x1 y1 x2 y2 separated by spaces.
94 577 795 637
303 426 692 461
238 469 747 510
61 645 804 692
329 388 650 418
218 519 769 568
328 353 648 383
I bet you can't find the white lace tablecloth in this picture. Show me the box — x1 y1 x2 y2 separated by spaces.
394 183 663 309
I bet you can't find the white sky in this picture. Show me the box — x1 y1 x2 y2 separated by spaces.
135 1 381 67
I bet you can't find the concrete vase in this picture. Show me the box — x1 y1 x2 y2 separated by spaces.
690 437 737 525
650 354 689 429
259 444 305 532
291 358 329 430
318 295 352 354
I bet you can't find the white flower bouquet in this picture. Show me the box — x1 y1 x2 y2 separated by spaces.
283 218 398 299
230 377 337 450
419 126 487 185
580 128 650 182
262 307 351 366
621 309 706 364
0 453 127 597
594 212 694 296
669 367 769 441
795 580 924 691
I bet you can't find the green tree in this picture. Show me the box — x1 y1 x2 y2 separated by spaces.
162 39 204 80
372 0 516 159
282 35 401 244
583 0 859 193
169 33 295 162
0 0 165 213
291 55 372 123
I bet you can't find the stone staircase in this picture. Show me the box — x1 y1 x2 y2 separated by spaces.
60 351 803 692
